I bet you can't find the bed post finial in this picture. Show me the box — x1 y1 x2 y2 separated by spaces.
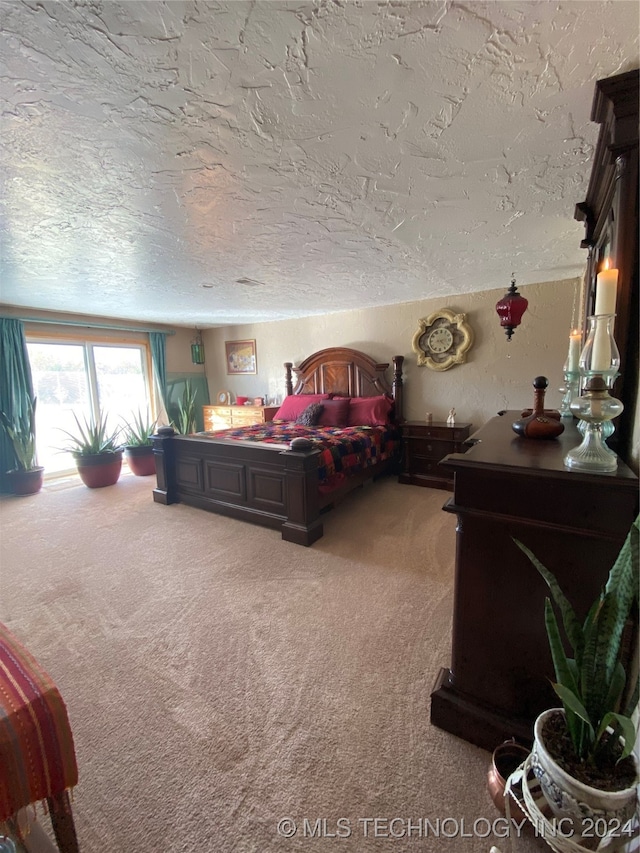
284 362 293 397
392 355 404 423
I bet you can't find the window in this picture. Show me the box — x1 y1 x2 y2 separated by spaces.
27 336 153 475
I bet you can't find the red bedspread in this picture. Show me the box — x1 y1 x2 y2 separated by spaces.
202 423 400 489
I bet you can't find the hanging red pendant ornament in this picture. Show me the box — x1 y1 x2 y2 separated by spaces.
496 275 528 341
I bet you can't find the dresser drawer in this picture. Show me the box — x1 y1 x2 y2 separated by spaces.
410 439 457 460
203 411 227 431
231 408 265 426
213 407 232 420
209 417 230 431
203 404 278 431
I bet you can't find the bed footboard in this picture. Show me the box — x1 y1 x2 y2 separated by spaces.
152 428 324 546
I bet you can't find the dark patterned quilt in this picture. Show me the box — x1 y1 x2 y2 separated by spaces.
201 423 400 490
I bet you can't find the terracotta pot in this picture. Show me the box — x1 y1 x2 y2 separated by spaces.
531 708 638 827
487 740 529 820
74 451 123 488
124 445 156 477
6 466 45 496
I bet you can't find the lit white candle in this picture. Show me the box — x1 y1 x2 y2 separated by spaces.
567 330 581 372
595 266 618 316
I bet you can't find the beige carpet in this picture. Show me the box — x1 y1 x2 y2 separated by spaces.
0 473 547 853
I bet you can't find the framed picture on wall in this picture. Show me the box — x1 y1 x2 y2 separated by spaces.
225 339 257 375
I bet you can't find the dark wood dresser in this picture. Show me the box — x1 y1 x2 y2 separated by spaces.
430 413 638 752
399 421 471 490
575 69 638 464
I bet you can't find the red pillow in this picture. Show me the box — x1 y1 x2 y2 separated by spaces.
317 398 351 427
273 394 329 421
347 395 394 427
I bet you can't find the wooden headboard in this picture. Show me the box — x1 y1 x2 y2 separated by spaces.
284 347 404 422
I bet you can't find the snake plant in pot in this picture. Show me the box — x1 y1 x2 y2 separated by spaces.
515 516 639 828
57 410 123 488
0 395 44 495
171 380 198 435
120 410 158 476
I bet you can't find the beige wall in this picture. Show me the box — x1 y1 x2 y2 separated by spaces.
4 284 637 466
166 327 206 377
203 278 579 430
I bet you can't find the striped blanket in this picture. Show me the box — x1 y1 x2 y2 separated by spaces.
0 623 78 821
202 423 400 486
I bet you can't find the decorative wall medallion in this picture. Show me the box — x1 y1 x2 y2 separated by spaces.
412 309 474 371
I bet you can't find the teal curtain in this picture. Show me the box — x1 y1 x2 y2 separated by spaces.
0 319 34 491
149 332 168 414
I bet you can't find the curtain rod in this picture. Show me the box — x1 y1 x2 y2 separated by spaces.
2 315 176 336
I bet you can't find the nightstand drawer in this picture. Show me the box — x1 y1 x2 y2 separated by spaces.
410 439 457 460
399 421 472 491
403 425 471 441
412 457 444 476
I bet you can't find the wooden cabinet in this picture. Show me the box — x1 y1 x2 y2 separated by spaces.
399 421 471 490
430 413 638 752
203 405 279 431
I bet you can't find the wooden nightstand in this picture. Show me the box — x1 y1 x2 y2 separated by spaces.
399 421 472 490
203 405 279 431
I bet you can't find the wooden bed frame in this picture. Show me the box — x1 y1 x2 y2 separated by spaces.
152 347 405 546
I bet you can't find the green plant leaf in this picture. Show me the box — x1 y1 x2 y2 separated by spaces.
582 521 639 729
517 517 639 770
579 597 601 673
622 673 639 720
544 599 584 755
514 538 584 660
599 520 640 701
553 682 595 739
121 410 157 446
595 712 637 762
580 593 607 724
56 410 121 455
174 381 198 435
0 396 38 470
567 658 579 683
602 661 626 718
545 600 580 694
606 517 639 602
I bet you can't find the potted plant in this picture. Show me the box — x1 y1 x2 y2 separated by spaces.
515 517 639 829
173 381 198 435
0 395 44 495
120 410 158 476
57 410 123 488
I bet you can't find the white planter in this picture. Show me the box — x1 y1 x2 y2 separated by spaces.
531 708 638 828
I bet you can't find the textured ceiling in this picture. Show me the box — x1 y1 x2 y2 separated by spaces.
1 1 638 328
